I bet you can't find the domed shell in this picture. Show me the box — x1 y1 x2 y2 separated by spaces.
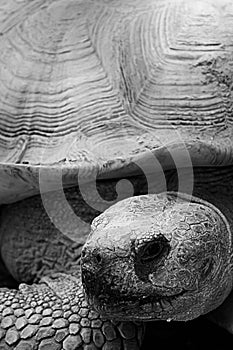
1 0 233 203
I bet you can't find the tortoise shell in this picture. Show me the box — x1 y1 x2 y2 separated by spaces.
1 0 233 203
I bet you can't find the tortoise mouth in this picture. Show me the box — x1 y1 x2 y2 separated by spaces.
86 290 186 320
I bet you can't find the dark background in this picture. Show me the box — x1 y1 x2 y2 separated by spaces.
142 318 232 350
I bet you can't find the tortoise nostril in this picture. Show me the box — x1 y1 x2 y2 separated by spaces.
81 246 103 266
95 253 102 264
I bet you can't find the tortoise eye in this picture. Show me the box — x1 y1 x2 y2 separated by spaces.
140 241 166 264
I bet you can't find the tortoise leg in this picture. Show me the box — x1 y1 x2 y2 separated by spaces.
0 272 144 350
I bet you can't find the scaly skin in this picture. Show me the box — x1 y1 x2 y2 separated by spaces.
0 178 146 350
82 167 233 329
0 272 144 350
1 167 233 349
82 192 233 322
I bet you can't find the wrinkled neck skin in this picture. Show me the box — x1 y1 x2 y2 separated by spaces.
167 167 233 318
190 166 233 269
82 166 233 323
169 165 233 272
189 167 233 319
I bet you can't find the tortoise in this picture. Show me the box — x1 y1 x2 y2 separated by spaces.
1 0 233 348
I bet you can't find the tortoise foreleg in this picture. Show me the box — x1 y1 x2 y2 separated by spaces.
0 272 144 350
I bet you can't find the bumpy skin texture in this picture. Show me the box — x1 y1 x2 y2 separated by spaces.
82 191 233 322
2 0 233 346
0 178 146 349
0 177 147 283
0 273 143 350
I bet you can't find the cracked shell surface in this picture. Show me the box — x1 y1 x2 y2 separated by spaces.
1 0 233 203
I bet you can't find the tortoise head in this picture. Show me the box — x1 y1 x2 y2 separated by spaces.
81 192 233 321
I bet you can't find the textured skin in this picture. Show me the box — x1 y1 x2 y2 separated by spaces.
82 192 232 322
0 176 147 282
0 178 147 349
1 166 233 348
1 0 233 346
81 167 233 328
0 273 144 350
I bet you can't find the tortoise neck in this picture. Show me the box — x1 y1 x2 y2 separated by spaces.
165 165 233 279
181 166 233 283
165 165 233 231
190 166 233 231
